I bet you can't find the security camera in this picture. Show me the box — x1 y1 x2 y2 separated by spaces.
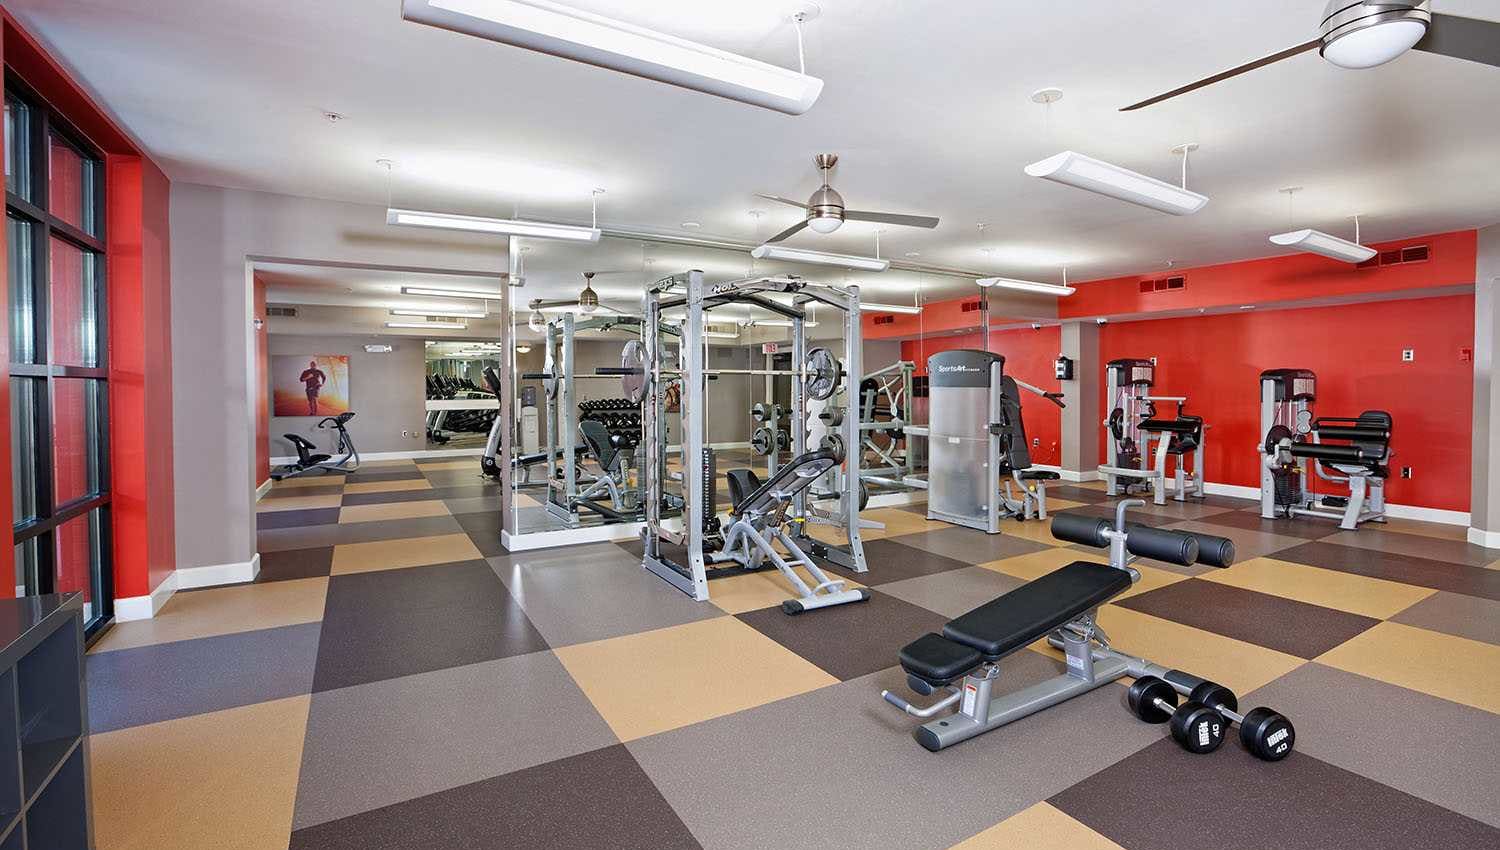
1095 317 1109 325
1030 323 1042 331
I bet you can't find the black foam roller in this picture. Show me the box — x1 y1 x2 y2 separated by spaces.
1313 425 1388 441
1127 523 1235 568
1123 525 1199 566
1049 514 1113 548
1288 443 1368 462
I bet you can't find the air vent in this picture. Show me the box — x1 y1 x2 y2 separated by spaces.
1356 243 1430 269
873 314 896 325
266 305 297 317
1138 276 1186 293
960 300 982 313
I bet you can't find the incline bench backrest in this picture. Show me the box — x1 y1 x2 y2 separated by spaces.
728 449 839 517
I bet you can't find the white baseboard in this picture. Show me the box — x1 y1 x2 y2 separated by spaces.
176 553 261 589
1467 527 1500 549
1383 504 1470 526
115 572 179 621
270 448 484 465
255 479 273 501
502 521 645 551
1202 482 1261 500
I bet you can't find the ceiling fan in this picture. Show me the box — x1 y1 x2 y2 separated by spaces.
1122 1 1500 111
755 154 940 243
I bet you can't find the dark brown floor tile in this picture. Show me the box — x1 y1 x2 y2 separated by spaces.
430 484 498 501
289 745 700 850
736 591 948 681
1051 737 1500 850
262 484 344 500
256 515 464 553
1273 541 1500 601
819 538 972 586
257 508 341 530
341 468 426 484
312 560 547 692
339 488 441 507
1047 485 1114 504
1115 578 1379 658
887 526 1053 564
1199 509 1340 539
455 510 506 557
257 547 335 583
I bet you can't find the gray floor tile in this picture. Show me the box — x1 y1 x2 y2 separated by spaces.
257 507 341 530
629 657 1161 850
489 545 720 647
339 488 441 507
444 495 502 516
1163 519 1308 561
1246 663 1500 828
292 651 618 830
1065 543 1214 577
877 565 1027 619
342 468 426 484
262 484 344 500
1198 509 1340 539
87 623 320 733
1272 541 1500 600
290 745 701 850
821 538 985 586
256 515 464 553
1389 591 1500 646
1322 528 1500 568
1121 497 1243 520
887 526 1053 565
1052 735 1500 850
736 591 949 681
455 510 506 556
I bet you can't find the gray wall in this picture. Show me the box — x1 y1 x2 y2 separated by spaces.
269 334 427 457
1060 321 1101 473
171 182 507 572
1472 223 1499 537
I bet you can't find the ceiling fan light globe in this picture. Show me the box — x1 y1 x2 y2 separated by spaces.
1321 17 1427 69
808 216 842 234
528 310 547 331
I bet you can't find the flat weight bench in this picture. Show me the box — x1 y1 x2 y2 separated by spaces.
882 502 1244 752
716 449 872 614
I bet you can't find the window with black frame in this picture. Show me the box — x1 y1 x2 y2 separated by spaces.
5 79 112 638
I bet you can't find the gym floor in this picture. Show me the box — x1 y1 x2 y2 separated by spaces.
85 460 1500 849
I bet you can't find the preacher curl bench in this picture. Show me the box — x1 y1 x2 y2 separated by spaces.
881 504 1292 759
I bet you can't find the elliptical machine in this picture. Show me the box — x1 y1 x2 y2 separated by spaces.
271 412 360 480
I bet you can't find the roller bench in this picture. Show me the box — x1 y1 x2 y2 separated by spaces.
881 502 1291 758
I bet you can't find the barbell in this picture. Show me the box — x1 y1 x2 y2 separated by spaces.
615 344 844 405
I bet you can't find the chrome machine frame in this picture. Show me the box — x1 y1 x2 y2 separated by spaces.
640 271 869 602
1098 358 1206 506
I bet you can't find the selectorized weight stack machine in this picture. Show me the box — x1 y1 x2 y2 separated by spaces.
1259 369 1392 530
629 271 871 609
1099 358 1207 506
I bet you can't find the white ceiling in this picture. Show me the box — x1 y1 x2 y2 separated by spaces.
15 0 1500 289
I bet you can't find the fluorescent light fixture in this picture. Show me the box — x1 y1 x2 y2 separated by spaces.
402 0 823 115
1268 228 1376 263
749 319 817 328
401 286 505 300
750 244 890 272
1024 151 1209 215
387 207 600 242
386 320 468 329
363 344 394 353
975 277 1076 296
859 302 922 315
390 308 488 319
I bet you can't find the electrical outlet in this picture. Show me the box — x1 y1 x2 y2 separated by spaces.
1401 467 1412 479
1401 349 1414 362
1032 437 1040 447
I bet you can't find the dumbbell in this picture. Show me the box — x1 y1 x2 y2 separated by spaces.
1127 676 1226 754
1187 681 1295 762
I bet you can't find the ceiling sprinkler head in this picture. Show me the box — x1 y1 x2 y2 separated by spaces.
324 111 346 123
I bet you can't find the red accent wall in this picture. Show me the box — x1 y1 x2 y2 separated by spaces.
903 326 1063 466
1096 295 1474 512
4 12 175 600
253 276 270 487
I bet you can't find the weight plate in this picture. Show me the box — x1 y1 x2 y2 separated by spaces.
750 427 774 457
804 347 842 401
820 433 846 463
775 429 790 451
1189 682 1238 716
620 340 648 405
1264 424 1293 457
858 479 869 511
751 402 770 422
542 347 559 399
1108 407 1125 442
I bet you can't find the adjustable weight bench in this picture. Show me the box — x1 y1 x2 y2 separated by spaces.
881 501 1239 751
716 449 872 614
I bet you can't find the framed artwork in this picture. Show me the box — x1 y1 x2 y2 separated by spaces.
272 354 350 417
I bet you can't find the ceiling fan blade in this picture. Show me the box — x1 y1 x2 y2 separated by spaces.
843 210 940 229
582 269 641 276
1415 13 1500 68
1120 37 1321 111
764 219 810 243
755 193 810 209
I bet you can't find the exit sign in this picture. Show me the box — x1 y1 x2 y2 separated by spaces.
761 342 779 354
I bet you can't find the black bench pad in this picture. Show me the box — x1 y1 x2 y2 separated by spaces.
1018 470 1061 481
942 562 1132 659
899 633 983 686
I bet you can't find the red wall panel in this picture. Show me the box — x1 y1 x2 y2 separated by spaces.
903 325 1063 466
1096 295 1473 512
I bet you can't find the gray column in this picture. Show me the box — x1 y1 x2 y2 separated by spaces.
1470 224 1500 547
1060 321 1100 476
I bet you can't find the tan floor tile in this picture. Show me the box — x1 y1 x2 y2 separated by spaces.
92 579 329 652
981 547 1097 582
995 517 1074 546
859 508 954 540
359 458 418 468
554 616 837 741
343 478 433 494
1113 563 1192 601
1199 556 1435 619
707 567 866 615
338 499 452 524
1316 621 1500 714
256 493 344 513
417 459 481 471
92 696 310 850
267 475 347 490
330 532 483 575
951 802 1124 850
1029 605 1304 697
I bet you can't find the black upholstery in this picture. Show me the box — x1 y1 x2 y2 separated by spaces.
1141 415 1203 454
578 420 621 472
725 469 762 511
728 449 837 518
284 434 329 466
1019 470 1061 481
899 633 982 686
943 562 1132 659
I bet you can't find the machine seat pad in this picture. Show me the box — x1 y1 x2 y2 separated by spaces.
1018 470 1061 480
899 633 984 686
943 562 1132 658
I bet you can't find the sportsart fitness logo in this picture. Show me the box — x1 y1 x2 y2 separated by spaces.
936 364 982 373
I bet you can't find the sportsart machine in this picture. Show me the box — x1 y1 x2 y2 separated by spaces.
1099 358 1206 506
927 350 1064 533
1259 369 1392 530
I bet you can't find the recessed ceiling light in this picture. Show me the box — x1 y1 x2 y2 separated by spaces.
680 221 701 229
